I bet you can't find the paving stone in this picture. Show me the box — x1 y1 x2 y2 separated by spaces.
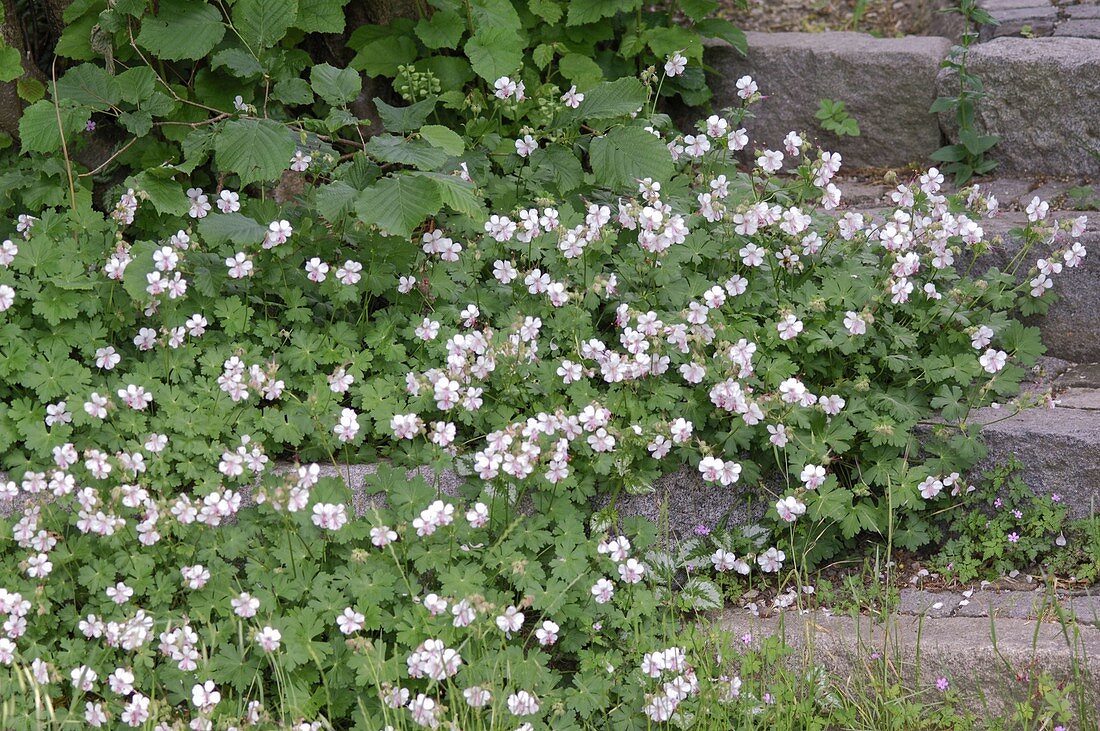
980 5 1059 38
983 0 1054 9
1065 4 1100 19
715 610 1100 716
971 401 1100 519
898 589 965 617
961 214 1099 362
936 37 1100 177
1070 595 1100 625
1058 363 1100 389
1056 387 1100 409
978 176 1041 205
1055 18 1100 36
952 590 1047 618
610 466 769 539
706 32 951 168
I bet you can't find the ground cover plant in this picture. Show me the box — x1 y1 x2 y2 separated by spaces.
0 0 1093 727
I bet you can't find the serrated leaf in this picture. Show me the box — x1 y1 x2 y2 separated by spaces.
295 0 347 33
564 77 646 122
679 0 718 20
53 63 121 109
364 134 450 170
694 18 747 55
528 0 562 23
17 77 46 103
415 172 484 219
567 0 639 26
198 213 268 245
127 171 189 216
18 100 90 154
121 240 159 302
272 77 314 105
680 577 722 610
532 42 555 70
313 181 358 221
116 67 157 104
214 118 296 184
356 174 442 237
419 125 464 156
375 96 436 133
349 31 417 77
137 0 226 61
415 10 464 49
589 126 673 189
310 63 361 105
233 0 297 49
211 48 264 78
119 110 152 136
464 27 523 83
0 45 21 82
559 53 603 89
470 0 522 31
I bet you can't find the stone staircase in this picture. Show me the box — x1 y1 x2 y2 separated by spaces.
705 2 1100 177
703 16 1100 711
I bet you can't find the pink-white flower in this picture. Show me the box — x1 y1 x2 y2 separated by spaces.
337 607 365 634
979 348 1007 374
561 85 584 108
255 626 281 652
735 75 757 99
664 52 687 76
591 577 615 604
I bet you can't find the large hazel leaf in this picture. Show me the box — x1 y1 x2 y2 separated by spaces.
233 0 297 49
355 174 441 238
589 126 673 189
137 0 226 61
214 119 296 184
464 27 523 83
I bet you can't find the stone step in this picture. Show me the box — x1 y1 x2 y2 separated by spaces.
838 199 1096 363
715 608 1100 717
705 32 1100 178
705 32 950 169
961 210 1097 363
973 362 1100 519
934 37 1100 178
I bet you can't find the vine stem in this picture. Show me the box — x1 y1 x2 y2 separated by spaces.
51 57 77 210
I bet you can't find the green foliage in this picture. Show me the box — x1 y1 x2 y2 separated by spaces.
815 98 860 137
929 0 1000 184
933 460 1100 584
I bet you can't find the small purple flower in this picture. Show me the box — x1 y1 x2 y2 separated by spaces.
1052 493 1062 503
1007 532 1020 544
935 677 949 692
693 523 711 536
85 120 96 132
1013 509 1023 519
762 692 774 704
740 633 752 646
993 498 1003 509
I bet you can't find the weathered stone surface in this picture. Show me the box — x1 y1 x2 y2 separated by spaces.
1058 387 1100 409
935 38 1100 177
898 589 965 617
706 32 951 168
1066 4 1100 19
611 467 768 540
1055 18 1100 37
968 214 1099 362
979 5 1058 39
972 401 1100 519
715 609 1100 715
